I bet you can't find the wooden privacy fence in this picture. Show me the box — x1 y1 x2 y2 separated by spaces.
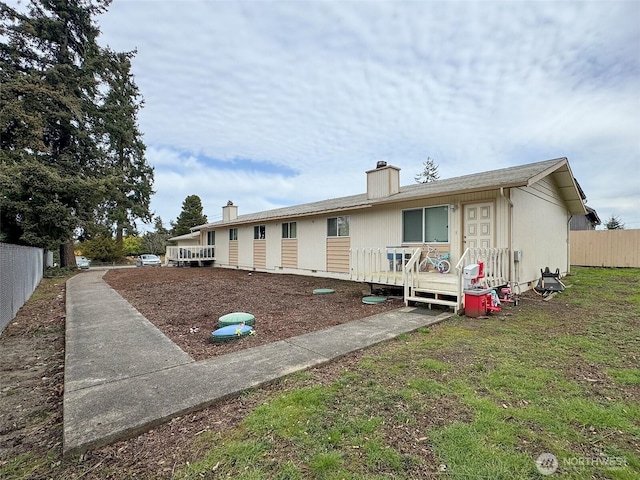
570 230 640 268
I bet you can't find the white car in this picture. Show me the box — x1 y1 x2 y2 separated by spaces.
136 254 162 267
75 256 90 269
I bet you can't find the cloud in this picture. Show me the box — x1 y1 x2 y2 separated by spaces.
93 1 640 229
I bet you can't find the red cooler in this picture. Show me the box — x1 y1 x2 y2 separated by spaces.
464 288 492 317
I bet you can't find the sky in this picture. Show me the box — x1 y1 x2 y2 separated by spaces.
19 0 640 229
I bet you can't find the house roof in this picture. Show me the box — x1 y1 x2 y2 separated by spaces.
168 231 200 242
195 157 587 230
585 206 602 225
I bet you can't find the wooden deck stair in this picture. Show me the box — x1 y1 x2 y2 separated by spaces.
351 246 511 314
405 274 459 310
406 288 459 309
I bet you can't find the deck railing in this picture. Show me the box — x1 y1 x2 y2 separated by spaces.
455 247 510 309
350 247 415 286
165 246 215 264
402 248 422 303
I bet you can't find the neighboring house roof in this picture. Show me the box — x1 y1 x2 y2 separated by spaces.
168 231 200 242
570 205 601 230
585 206 601 225
195 157 586 230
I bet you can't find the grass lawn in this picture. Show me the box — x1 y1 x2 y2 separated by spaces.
178 267 640 479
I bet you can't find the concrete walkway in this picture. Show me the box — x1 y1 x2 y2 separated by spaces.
63 269 453 456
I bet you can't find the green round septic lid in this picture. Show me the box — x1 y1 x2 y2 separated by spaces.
362 296 388 304
218 312 255 327
313 288 335 295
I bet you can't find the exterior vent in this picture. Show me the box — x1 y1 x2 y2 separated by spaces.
376 160 387 169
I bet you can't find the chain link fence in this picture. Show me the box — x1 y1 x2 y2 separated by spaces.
0 243 44 334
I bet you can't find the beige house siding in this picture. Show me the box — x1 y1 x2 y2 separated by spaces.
511 178 570 286
253 240 266 269
237 225 254 268
297 217 327 271
189 160 584 294
349 192 504 267
350 207 401 251
326 237 350 273
175 237 200 247
265 224 280 268
215 230 229 265
281 239 298 268
229 241 238 266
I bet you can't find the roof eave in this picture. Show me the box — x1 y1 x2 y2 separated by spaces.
203 204 374 229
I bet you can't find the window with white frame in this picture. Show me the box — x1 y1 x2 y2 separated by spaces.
206 231 215 245
254 225 266 239
229 228 238 241
402 206 449 243
282 222 297 239
327 216 350 237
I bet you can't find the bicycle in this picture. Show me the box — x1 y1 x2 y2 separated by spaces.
419 245 451 274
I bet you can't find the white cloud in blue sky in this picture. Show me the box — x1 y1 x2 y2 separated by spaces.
41 1 640 227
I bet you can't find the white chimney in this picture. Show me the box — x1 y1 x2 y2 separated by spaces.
222 200 238 221
366 162 400 199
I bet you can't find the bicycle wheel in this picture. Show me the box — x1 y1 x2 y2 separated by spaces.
437 260 451 274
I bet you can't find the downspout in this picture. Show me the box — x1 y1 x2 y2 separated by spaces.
500 187 514 287
567 214 573 275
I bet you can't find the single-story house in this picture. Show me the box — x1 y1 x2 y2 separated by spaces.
166 231 214 266
168 231 200 246
166 157 587 312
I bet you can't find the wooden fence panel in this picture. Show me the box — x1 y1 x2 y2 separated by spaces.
570 230 640 267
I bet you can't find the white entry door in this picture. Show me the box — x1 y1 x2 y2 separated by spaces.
464 202 494 249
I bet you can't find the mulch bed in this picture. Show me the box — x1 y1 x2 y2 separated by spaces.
103 267 404 361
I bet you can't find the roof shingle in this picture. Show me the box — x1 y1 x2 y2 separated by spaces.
195 157 583 229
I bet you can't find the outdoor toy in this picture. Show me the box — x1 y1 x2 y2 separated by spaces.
419 245 451 274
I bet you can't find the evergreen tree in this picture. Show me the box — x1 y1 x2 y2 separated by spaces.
0 1 153 266
1 0 107 256
605 215 625 230
80 234 123 262
1 1 104 256
97 49 154 244
141 216 171 255
415 157 440 183
171 195 207 236
153 216 170 236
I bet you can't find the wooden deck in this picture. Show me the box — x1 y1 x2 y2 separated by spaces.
353 269 457 292
165 246 215 266
351 246 510 312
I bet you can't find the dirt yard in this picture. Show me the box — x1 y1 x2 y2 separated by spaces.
103 267 404 361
